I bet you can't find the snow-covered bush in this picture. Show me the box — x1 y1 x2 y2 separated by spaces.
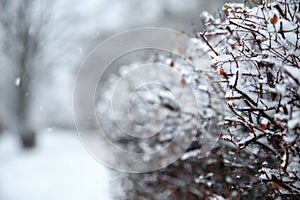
193 0 300 197
98 0 299 199
96 50 222 154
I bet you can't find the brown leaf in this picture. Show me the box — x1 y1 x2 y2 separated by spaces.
261 123 267 130
181 77 186 85
270 14 278 24
219 68 224 75
170 61 174 67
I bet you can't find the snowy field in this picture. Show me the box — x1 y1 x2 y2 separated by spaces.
0 130 113 200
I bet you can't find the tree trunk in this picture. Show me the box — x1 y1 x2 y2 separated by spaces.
16 1 37 149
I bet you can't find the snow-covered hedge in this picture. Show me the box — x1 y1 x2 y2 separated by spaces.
98 0 299 199
193 0 300 197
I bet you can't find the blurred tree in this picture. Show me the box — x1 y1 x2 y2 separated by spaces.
0 0 41 148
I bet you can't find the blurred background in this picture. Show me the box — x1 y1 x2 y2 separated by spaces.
0 0 241 199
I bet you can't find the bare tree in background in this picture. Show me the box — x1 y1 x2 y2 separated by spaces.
0 0 99 148
0 0 106 148
0 0 42 148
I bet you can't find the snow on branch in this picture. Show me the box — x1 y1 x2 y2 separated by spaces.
189 0 300 197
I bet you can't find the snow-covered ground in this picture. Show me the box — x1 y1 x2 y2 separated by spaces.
0 130 113 200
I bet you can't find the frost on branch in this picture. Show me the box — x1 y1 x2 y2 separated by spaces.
189 0 299 197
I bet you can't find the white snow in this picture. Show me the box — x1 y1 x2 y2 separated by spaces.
0 130 113 200
284 65 300 83
261 118 268 125
14 77 20 86
181 149 201 160
288 117 299 129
